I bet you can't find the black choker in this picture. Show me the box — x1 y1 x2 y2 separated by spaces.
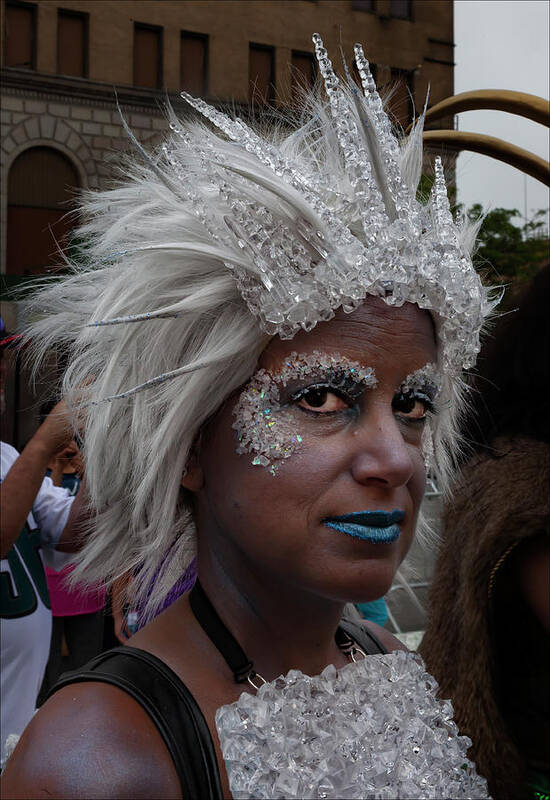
189 580 365 688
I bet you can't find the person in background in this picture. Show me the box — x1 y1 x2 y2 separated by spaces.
37 403 105 704
0 393 84 768
421 264 550 800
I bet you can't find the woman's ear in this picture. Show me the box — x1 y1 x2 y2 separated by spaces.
181 453 204 492
181 435 204 492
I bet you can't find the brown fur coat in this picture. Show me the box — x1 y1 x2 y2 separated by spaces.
420 436 550 800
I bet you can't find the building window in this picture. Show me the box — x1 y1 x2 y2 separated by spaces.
7 147 80 276
352 0 376 11
181 31 208 96
388 68 413 128
390 0 412 19
4 1 36 69
249 43 275 104
291 50 315 102
133 22 162 89
57 9 88 78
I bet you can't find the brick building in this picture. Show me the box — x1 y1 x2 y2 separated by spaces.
1 0 454 444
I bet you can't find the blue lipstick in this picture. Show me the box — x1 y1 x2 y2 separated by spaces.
323 509 405 543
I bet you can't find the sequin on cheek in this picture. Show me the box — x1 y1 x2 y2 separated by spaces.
232 351 377 475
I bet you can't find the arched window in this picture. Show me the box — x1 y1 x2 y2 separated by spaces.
7 146 80 276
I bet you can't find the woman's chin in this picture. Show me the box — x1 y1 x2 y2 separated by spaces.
307 566 397 608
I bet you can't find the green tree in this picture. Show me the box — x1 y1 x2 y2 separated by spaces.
467 204 549 290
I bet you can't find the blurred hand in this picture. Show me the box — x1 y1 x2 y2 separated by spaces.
48 442 81 487
58 442 79 460
1 395 86 557
53 442 79 466
71 450 85 479
34 399 78 458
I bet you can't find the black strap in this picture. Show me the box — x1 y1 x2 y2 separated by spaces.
190 580 255 683
46 610 385 799
48 646 223 800
190 580 388 685
339 616 389 655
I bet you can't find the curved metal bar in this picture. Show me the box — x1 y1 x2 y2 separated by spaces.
422 130 550 186
407 90 550 132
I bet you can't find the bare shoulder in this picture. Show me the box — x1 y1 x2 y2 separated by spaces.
0 681 181 799
361 619 409 652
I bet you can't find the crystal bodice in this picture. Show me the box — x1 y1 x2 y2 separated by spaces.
215 650 490 799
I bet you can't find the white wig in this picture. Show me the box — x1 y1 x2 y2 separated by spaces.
21 84 486 616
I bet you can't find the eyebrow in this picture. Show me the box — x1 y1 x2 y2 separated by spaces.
271 350 377 388
400 363 442 396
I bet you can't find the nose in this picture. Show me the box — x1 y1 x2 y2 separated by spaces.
349 402 416 489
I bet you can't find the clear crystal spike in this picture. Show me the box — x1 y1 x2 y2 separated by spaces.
431 156 459 245
353 42 415 224
312 33 389 245
180 91 242 141
354 43 398 157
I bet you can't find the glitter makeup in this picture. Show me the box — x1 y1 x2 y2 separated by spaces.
401 363 442 402
232 351 377 475
399 363 442 469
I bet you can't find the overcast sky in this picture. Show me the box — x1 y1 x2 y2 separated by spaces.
454 0 549 223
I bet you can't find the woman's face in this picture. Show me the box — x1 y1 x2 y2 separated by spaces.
190 297 438 603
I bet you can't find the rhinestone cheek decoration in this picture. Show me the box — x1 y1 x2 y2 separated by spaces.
232 351 377 476
215 651 490 799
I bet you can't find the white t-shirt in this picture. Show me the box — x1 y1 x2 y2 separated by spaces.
1 442 74 754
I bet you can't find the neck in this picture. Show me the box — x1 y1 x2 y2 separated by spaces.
196 546 348 681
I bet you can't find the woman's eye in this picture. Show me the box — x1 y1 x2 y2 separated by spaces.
296 388 349 413
392 392 431 420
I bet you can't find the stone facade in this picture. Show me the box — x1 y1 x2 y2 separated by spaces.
0 91 169 278
1 0 455 278
2 0 455 101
